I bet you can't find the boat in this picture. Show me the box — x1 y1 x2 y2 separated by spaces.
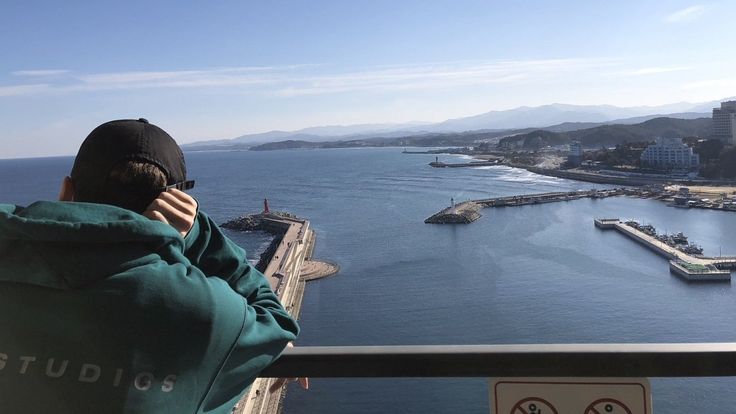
672 232 688 244
678 243 704 255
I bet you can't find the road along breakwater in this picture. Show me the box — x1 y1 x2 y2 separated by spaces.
594 218 736 282
429 160 500 168
523 166 736 188
426 189 624 224
222 212 338 414
423 153 736 188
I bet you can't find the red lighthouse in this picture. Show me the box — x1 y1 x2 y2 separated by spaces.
263 198 270 215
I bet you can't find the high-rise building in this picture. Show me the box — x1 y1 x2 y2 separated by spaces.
712 101 736 145
567 141 583 166
640 137 699 169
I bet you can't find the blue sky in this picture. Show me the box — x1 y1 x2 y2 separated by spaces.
1 0 735 158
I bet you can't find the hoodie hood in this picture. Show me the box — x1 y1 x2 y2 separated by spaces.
0 201 183 289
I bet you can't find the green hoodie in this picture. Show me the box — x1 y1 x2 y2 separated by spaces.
0 201 299 413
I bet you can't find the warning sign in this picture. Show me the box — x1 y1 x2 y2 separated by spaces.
490 377 651 414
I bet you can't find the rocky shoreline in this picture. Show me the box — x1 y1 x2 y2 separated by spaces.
221 212 295 272
221 214 263 231
255 235 283 272
424 201 482 224
220 211 300 232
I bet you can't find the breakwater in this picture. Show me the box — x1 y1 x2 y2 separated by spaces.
425 201 482 224
429 160 499 168
524 167 667 186
474 188 623 207
514 164 736 188
426 189 623 224
425 156 736 188
225 213 338 414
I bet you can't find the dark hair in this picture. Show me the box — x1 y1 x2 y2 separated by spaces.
74 160 167 213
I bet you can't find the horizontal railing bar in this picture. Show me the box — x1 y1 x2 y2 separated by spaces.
261 343 736 378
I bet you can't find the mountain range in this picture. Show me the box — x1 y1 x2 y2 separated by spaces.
498 117 713 149
183 98 733 150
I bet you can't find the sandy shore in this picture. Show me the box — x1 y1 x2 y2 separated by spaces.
665 185 736 199
300 259 340 281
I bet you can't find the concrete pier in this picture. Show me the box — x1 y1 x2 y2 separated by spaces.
426 189 623 224
595 218 735 282
477 189 623 208
669 260 731 281
232 214 332 414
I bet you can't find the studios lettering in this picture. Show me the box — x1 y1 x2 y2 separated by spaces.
0 352 176 392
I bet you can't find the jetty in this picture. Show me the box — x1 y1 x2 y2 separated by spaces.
227 213 338 414
594 218 736 282
474 189 623 207
425 189 623 224
429 160 499 168
425 200 482 224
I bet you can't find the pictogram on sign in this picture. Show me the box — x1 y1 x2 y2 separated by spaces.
490 377 651 414
510 396 558 414
584 398 633 414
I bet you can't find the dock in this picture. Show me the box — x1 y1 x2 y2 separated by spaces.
594 218 736 282
232 214 337 414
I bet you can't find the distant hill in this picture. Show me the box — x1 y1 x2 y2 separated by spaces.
249 117 713 151
182 98 727 150
249 140 321 151
421 104 711 132
184 124 434 149
249 130 522 151
499 117 713 149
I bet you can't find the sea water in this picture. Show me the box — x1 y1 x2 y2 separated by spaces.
2 148 735 413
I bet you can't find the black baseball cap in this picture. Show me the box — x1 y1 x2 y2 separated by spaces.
71 118 187 194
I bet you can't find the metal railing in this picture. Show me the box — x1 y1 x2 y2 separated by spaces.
261 343 736 378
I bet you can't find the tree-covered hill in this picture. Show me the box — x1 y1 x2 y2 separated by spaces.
498 117 713 149
228 117 715 152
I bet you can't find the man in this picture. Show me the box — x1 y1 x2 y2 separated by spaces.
0 119 299 413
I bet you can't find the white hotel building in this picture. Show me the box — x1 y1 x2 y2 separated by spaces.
640 137 699 170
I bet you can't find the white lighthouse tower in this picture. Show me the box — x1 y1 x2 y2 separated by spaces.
450 197 456 214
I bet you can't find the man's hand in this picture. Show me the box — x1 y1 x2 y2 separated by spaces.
269 376 309 393
143 188 198 237
268 343 309 393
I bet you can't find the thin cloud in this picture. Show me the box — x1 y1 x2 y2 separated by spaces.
79 70 205 84
627 66 691 75
0 59 616 98
77 65 321 85
0 84 50 97
665 5 708 23
12 69 69 77
272 58 616 96
683 78 736 89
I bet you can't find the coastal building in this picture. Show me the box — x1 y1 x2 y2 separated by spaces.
499 139 524 150
567 140 583 166
640 137 699 170
712 101 736 145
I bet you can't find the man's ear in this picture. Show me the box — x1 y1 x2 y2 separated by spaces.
58 176 75 201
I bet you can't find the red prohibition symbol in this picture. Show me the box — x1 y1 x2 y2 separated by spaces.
510 397 558 414
584 398 633 414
